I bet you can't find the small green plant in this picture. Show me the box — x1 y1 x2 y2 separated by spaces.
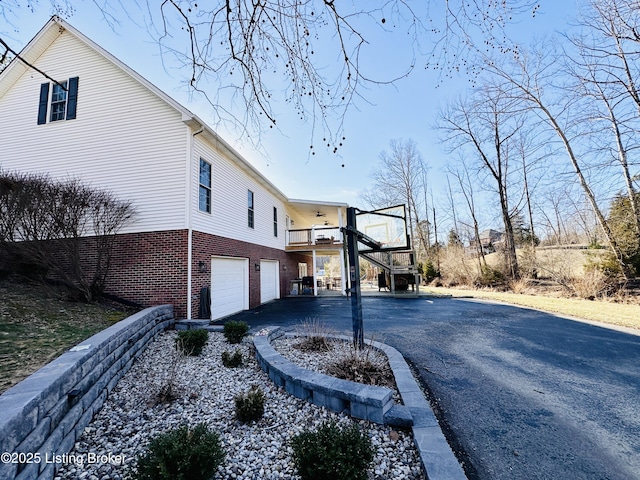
234 385 265 422
129 423 225 480
221 349 243 368
223 321 249 344
421 259 438 283
176 329 209 356
290 421 375 480
474 264 504 287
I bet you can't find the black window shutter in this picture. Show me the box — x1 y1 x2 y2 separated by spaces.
37 83 49 125
66 77 79 120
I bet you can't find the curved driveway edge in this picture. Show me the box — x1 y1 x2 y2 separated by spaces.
253 327 467 480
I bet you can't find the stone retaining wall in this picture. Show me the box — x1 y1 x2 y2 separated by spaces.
0 305 174 480
254 328 468 480
253 327 397 425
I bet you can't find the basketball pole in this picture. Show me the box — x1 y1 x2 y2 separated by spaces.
345 207 365 349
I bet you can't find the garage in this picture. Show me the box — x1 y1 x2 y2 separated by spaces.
210 256 249 320
260 260 280 304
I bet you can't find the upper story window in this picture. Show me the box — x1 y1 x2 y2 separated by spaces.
37 77 79 125
199 159 212 213
50 82 67 121
248 190 254 229
273 207 278 237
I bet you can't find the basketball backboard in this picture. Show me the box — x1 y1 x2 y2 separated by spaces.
356 204 410 252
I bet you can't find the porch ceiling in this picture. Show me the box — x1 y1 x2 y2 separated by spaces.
287 199 348 228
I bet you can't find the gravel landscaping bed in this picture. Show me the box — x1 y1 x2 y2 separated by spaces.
54 330 426 480
271 334 402 401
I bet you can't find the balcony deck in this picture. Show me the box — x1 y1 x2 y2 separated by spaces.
285 227 343 252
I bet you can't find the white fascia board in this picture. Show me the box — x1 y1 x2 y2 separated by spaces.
0 17 61 98
288 199 349 208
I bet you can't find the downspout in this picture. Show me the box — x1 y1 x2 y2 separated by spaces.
186 123 205 319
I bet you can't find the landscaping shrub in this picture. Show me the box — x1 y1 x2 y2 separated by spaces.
474 264 504 287
129 423 225 480
570 268 614 300
440 245 475 286
221 349 243 368
176 329 208 356
508 278 531 295
420 259 438 283
326 344 394 388
295 318 334 352
234 386 265 422
290 421 375 480
223 321 249 344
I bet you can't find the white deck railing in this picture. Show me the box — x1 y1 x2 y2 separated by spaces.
286 227 343 246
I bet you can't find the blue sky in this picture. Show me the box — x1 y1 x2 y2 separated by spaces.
3 1 578 220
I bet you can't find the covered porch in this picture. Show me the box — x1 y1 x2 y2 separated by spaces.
284 199 349 297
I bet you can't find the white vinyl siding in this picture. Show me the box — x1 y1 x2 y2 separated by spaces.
0 30 187 234
191 136 287 250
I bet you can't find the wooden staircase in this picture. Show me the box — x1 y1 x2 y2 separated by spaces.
359 250 420 294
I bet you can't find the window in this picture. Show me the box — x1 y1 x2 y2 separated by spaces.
248 190 254 228
37 77 79 125
199 159 212 213
273 207 278 237
50 81 67 121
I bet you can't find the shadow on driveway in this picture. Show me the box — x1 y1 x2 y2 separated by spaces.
222 295 640 480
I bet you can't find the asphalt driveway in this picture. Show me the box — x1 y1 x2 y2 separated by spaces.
225 296 640 480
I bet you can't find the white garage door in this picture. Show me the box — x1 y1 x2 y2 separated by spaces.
260 260 280 304
211 257 248 320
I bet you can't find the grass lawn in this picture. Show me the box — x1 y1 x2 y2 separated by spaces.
424 286 640 331
0 277 131 394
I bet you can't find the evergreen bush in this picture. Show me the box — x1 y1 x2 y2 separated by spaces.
421 260 438 283
176 329 209 356
221 349 243 368
129 423 224 480
290 421 375 480
223 321 249 344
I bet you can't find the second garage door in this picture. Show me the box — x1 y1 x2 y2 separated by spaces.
260 260 280 304
211 256 248 320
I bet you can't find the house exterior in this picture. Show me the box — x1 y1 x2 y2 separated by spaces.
472 229 504 254
0 17 348 319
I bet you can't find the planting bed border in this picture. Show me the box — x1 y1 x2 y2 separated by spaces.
253 327 467 480
0 305 174 480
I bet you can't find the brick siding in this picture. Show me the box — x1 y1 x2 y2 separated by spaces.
106 230 311 318
0 230 313 319
191 231 312 316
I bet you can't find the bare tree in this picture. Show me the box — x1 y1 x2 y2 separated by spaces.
438 83 525 278
569 0 640 238
0 171 135 301
447 161 487 270
486 44 635 277
537 183 574 245
360 138 429 255
1 1 542 147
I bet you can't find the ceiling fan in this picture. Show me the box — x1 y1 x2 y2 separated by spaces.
315 211 326 217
